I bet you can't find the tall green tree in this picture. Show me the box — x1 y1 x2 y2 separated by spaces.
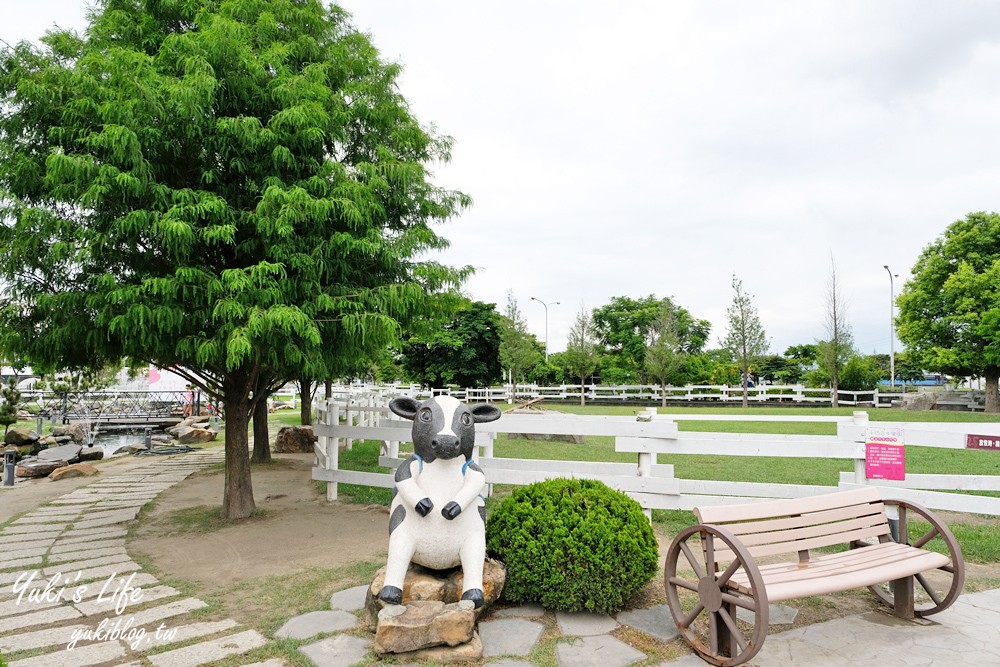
644 302 687 406
499 292 541 397
592 295 709 384
897 212 1000 412
817 258 854 406
563 306 601 405
0 0 469 517
400 299 502 389
721 275 769 407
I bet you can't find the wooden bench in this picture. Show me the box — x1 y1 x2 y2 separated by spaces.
664 488 964 666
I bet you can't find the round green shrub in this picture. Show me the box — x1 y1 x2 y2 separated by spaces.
486 478 658 614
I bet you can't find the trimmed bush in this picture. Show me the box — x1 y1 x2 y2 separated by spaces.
486 478 658 614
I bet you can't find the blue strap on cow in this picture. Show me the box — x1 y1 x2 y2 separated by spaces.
461 460 471 476
413 453 423 473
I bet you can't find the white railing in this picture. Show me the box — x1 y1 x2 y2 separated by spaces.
312 382 909 407
311 405 1000 516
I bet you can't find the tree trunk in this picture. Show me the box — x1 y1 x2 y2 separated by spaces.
221 388 255 520
661 383 667 408
985 366 1000 414
299 376 313 425
251 398 270 464
325 380 332 400
742 370 749 408
579 376 586 406
831 375 840 408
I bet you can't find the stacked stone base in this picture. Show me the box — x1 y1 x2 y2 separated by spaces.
366 560 505 662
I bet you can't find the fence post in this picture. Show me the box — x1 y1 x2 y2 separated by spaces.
326 401 340 502
852 410 869 484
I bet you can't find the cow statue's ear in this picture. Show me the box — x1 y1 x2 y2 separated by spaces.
470 403 502 423
389 397 420 421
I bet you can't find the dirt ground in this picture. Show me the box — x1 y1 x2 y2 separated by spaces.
129 454 390 592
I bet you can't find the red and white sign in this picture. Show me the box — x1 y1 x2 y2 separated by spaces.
865 427 905 481
967 434 1000 451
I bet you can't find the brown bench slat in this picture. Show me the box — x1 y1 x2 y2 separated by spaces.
726 513 890 553
713 523 889 562
696 487 882 524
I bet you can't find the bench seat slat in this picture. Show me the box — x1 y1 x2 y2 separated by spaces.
731 514 890 552
696 487 882 524
726 543 951 601
715 523 889 562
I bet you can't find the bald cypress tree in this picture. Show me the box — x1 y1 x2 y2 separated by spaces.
0 0 469 517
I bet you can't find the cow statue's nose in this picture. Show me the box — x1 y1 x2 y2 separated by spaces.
431 435 460 457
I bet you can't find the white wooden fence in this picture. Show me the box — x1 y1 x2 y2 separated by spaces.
311 402 1000 516
316 382 907 407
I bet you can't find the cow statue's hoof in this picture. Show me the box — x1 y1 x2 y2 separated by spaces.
461 588 484 608
379 585 403 605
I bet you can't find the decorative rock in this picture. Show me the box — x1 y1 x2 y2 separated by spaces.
329 584 368 611
52 422 90 442
37 435 57 447
15 458 67 478
4 427 38 446
39 444 82 463
273 426 317 453
299 633 372 667
175 427 217 444
479 618 545 657
78 447 104 462
556 610 619 636
275 610 357 639
365 560 506 628
391 630 483 664
375 600 475 654
555 635 646 667
52 435 73 443
901 392 938 411
49 462 99 482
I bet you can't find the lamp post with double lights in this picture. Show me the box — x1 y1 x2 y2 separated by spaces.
530 297 559 363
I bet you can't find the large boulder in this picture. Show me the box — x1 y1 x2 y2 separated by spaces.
52 422 90 443
78 447 104 462
16 458 67 478
38 444 82 464
175 426 217 444
49 462 99 481
4 427 39 447
273 426 317 453
901 392 938 411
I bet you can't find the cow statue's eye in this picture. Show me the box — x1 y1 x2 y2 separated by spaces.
419 409 432 422
461 413 472 425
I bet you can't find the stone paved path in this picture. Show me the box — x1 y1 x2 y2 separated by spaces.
0 449 270 667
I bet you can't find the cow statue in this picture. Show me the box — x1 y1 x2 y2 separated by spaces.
378 395 502 608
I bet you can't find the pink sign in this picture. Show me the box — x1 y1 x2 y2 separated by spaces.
866 443 905 480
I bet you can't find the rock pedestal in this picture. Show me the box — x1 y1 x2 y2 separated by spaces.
364 559 506 629
366 560 504 663
273 426 317 453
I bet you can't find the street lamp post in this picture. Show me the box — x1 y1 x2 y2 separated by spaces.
883 265 897 388
530 297 559 363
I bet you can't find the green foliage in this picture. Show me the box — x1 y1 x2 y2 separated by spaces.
644 302 688 392
721 275 769 403
839 355 884 391
897 212 1000 410
592 295 709 384
0 0 470 515
0 378 20 434
499 292 541 386
485 478 658 614
400 299 502 388
757 354 802 384
563 306 601 394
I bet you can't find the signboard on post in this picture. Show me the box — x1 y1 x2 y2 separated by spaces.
865 427 905 480
967 434 1000 451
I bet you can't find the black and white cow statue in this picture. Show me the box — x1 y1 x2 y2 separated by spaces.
378 395 502 608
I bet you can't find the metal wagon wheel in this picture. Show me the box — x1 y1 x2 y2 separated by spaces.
858 499 964 617
664 524 769 666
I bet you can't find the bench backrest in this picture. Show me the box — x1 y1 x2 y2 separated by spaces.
694 488 890 563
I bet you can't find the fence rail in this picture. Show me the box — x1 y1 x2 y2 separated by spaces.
316 382 909 408
311 399 1000 516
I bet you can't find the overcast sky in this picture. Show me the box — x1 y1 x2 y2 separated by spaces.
7 1 1000 356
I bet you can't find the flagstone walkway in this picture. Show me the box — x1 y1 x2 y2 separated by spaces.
0 450 273 667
